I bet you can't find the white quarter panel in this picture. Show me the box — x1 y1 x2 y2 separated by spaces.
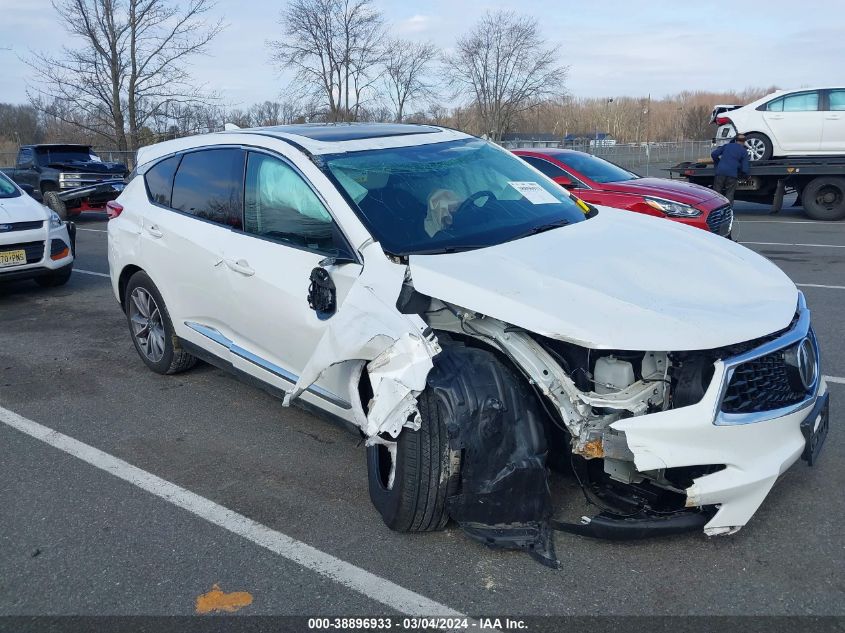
409 207 798 351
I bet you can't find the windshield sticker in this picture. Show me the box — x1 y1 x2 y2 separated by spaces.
508 181 559 204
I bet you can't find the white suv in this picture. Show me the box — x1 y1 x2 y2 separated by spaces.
0 171 74 287
714 87 845 161
108 124 829 567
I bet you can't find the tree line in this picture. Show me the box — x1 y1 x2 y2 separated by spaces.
2 0 778 155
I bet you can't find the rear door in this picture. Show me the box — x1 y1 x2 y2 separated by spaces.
222 150 362 409
139 148 244 348
821 89 845 152
761 91 824 153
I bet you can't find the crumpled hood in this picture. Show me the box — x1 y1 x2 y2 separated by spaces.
601 177 722 205
48 160 126 174
0 195 49 223
409 207 798 351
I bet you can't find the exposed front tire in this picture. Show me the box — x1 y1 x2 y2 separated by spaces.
744 133 773 162
802 177 845 221
366 385 460 533
124 271 197 375
43 191 68 221
34 264 73 287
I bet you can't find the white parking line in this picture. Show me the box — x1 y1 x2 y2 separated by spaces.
825 375 845 385
741 241 845 249
798 283 845 291
75 269 110 278
76 227 107 232
0 406 462 617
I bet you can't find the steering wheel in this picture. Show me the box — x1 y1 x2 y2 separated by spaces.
455 190 496 217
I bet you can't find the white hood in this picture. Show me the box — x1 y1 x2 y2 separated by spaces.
409 207 798 351
0 193 49 223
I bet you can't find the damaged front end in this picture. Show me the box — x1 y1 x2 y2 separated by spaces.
285 247 825 568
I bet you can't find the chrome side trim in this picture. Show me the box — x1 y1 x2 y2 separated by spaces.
184 321 351 410
713 292 820 425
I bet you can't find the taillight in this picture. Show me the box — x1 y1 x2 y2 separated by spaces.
106 200 123 219
715 116 733 126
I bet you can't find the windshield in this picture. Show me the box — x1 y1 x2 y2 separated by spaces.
556 153 638 184
322 138 589 255
0 172 21 198
36 147 101 166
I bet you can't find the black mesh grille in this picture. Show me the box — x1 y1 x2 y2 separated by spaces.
706 205 733 235
0 241 45 263
0 220 43 233
722 348 809 414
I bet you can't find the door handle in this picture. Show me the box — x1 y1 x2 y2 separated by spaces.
824 115 841 120
145 225 163 238
769 115 784 120
224 258 255 276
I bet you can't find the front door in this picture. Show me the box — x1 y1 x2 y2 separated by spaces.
223 150 362 409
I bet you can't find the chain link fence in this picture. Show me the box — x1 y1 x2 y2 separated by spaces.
498 139 714 176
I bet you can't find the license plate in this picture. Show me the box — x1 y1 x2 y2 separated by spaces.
0 249 27 267
801 393 829 467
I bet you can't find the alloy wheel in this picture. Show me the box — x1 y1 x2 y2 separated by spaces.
128 287 166 363
745 138 766 161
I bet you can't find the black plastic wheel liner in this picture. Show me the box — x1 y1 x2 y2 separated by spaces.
426 344 558 567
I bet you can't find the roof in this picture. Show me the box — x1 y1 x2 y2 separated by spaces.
22 144 92 150
136 123 472 167
239 122 442 143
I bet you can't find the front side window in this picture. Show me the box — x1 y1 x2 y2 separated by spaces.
244 152 338 254
554 152 638 184
828 90 845 111
172 149 244 228
322 138 589 255
17 148 34 167
144 155 179 207
521 156 567 178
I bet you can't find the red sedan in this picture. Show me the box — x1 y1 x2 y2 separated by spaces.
513 149 733 237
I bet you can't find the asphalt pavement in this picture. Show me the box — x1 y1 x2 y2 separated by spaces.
1 202 843 622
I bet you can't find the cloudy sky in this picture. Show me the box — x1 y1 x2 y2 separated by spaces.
1 0 843 107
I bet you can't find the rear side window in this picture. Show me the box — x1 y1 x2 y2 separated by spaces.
17 148 34 167
144 156 179 206
768 92 819 112
172 149 245 228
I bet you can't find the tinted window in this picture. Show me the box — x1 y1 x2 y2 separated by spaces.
782 92 819 112
144 156 179 206
18 148 34 167
172 149 244 228
245 153 337 253
554 153 638 184
34 146 97 165
828 90 845 111
0 172 21 198
766 98 783 112
521 156 567 178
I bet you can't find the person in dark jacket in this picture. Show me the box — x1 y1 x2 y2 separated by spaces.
711 133 751 205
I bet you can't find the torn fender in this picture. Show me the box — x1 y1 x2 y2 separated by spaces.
283 242 440 437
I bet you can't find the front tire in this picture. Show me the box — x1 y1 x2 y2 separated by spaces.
43 191 68 221
124 271 197 375
744 133 773 162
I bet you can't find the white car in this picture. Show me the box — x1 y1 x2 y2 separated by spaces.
0 171 74 287
714 87 845 161
107 124 829 567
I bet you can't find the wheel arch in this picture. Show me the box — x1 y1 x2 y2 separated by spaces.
118 264 144 311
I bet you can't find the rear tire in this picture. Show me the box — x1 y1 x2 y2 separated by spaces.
744 133 773 162
43 191 68 221
802 177 845 221
35 264 72 287
124 271 197 375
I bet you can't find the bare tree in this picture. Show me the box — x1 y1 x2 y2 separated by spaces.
26 0 223 151
443 11 566 141
269 0 384 121
382 38 438 122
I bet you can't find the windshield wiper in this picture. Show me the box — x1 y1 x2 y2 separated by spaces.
508 219 571 242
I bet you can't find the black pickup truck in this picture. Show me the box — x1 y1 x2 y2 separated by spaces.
1 144 128 219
